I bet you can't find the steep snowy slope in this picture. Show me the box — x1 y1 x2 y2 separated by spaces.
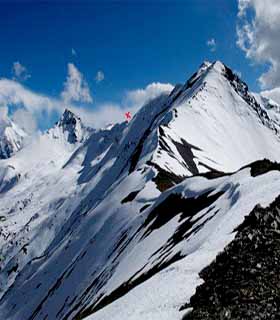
0 109 93 296
150 61 280 178
87 161 280 320
0 115 27 159
1 61 280 320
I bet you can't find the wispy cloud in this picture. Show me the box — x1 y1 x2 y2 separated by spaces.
0 64 173 131
206 38 216 52
78 82 174 128
12 62 31 82
61 63 93 104
261 87 280 105
124 82 174 109
0 79 61 132
0 105 9 122
95 70 105 83
71 48 77 56
0 79 61 115
12 109 37 135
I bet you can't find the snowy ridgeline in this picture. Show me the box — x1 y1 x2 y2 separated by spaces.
0 61 280 320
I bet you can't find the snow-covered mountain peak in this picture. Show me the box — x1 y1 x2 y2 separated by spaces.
45 108 91 145
211 60 225 71
58 108 80 126
181 60 228 94
0 115 27 159
147 60 280 182
56 108 85 143
208 61 249 96
183 60 274 124
190 60 239 87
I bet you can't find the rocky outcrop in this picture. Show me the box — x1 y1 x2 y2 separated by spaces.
181 194 280 320
56 109 85 144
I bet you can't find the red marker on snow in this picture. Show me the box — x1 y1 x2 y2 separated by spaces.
125 111 132 121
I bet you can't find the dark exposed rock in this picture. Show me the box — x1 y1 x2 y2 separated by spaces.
7 263 18 276
0 139 14 159
139 204 151 213
181 194 280 320
245 159 280 177
222 64 278 136
142 190 223 239
121 190 141 204
149 161 185 192
56 109 83 144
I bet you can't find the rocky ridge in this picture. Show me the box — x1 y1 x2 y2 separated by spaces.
182 162 280 320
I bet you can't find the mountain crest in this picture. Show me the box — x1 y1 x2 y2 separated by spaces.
58 108 80 126
54 108 85 144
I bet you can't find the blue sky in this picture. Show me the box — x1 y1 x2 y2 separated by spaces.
0 1 275 131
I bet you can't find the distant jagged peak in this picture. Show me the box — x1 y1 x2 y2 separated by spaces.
48 108 89 144
0 115 27 159
58 108 81 127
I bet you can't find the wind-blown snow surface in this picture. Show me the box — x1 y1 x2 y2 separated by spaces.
1 61 280 320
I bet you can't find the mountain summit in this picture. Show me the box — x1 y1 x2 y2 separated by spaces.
44 108 89 145
1 61 280 320
56 108 85 144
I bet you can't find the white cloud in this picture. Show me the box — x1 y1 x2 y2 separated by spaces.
0 105 8 118
12 109 37 135
71 48 77 56
12 61 31 82
95 70 105 83
206 38 216 52
237 0 280 89
71 103 124 129
66 82 174 129
0 79 64 132
261 87 280 105
61 63 92 104
0 79 62 115
124 82 174 110
0 106 9 127
0 74 173 131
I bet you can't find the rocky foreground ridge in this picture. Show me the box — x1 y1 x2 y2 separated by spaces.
182 161 280 320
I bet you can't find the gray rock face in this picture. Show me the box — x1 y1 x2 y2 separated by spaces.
181 188 280 320
57 109 83 144
0 138 14 159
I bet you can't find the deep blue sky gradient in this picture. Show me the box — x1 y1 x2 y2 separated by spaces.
0 1 263 112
